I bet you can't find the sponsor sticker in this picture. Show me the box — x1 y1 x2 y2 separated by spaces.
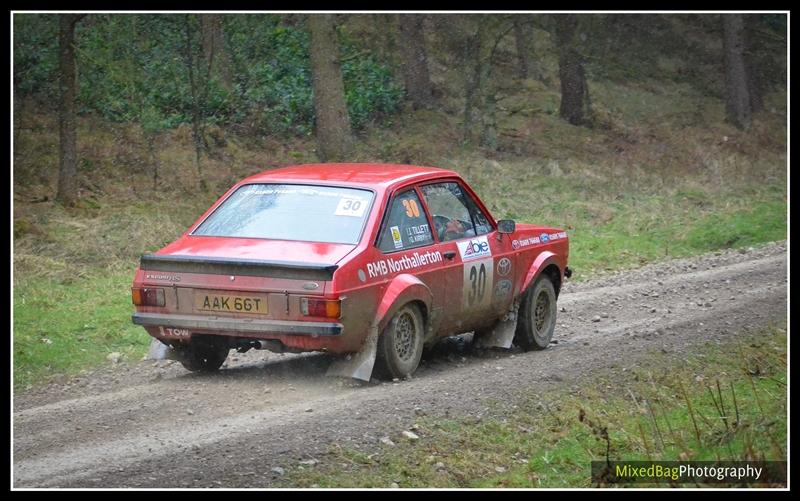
513 231 567 249
493 279 513 300
249 186 343 198
497 257 512 276
334 197 368 217
457 235 492 261
390 226 403 249
366 250 443 279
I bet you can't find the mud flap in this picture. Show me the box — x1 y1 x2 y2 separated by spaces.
145 338 182 361
325 324 379 382
474 312 518 349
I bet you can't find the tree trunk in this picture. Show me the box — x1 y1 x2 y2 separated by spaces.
148 133 159 192
461 17 512 147
308 14 353 162
56 14 84 206
481 91 498 150
554 14 589 126
184 16 205 186
513 16 537 80
382 15 398 62
461 27 482 144
398 14 434 109
723 14 752 130
200 14 232 91
743 14 763 113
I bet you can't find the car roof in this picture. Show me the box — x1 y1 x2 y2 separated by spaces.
240 163 460 190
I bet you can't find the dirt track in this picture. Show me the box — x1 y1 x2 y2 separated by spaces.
13 241 787 488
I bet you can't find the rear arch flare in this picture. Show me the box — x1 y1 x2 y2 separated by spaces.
374 274 433 335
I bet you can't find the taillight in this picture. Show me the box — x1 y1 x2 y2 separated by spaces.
132 287 165 307
300 298 341 319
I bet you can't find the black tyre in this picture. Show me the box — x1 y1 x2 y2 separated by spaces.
515 275 557 350
374 303 425 379
179 337 230 372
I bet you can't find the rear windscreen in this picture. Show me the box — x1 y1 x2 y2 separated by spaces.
192 184 374 244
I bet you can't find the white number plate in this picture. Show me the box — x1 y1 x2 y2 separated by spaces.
463 257 494 310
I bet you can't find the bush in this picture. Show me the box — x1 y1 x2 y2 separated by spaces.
13 13 404 137
13 14 59 97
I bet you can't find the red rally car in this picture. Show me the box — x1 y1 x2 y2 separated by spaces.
132 164 571 381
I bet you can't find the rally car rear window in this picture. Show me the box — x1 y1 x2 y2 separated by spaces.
192 184 374 244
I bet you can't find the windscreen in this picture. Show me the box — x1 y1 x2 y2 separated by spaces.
192 184 374 244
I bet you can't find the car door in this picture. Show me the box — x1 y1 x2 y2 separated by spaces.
458 184 517 321
373 187 446 336
419 181 512 335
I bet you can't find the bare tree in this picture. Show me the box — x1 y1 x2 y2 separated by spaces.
183 15 221 189
743 14 763 114
56 13 86 206
382 15 398 63
460 21 483 143
554 14 590 126
398 14 434 109
184 15 205 187
455 15 513 148
513 16 538 80
308 14 353 162
723 14 752 130
479 19 517 149
200 14 232 91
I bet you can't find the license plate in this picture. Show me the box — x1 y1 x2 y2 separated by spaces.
194 293 268 315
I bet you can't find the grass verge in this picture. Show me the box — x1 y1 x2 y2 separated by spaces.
462 163 786 279
279 327 787 488
13 269 150 390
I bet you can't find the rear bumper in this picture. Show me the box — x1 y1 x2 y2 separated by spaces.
132 312 343 336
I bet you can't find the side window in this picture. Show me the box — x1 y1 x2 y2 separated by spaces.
377 190 434 252
421 182 492 242
461 192 493 236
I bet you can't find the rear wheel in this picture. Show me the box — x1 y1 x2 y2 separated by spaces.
179 337 230 372
374 303 424 380
515 275 557 350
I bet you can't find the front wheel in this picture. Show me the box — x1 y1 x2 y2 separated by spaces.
374 303 425 380
178 337 230 372
514 275 557 350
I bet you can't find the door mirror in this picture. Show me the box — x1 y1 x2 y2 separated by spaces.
497 219 516 234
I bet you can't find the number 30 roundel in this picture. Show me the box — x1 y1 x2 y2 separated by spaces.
462 257 493 310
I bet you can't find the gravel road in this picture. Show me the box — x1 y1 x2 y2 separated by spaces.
13 241 787 488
